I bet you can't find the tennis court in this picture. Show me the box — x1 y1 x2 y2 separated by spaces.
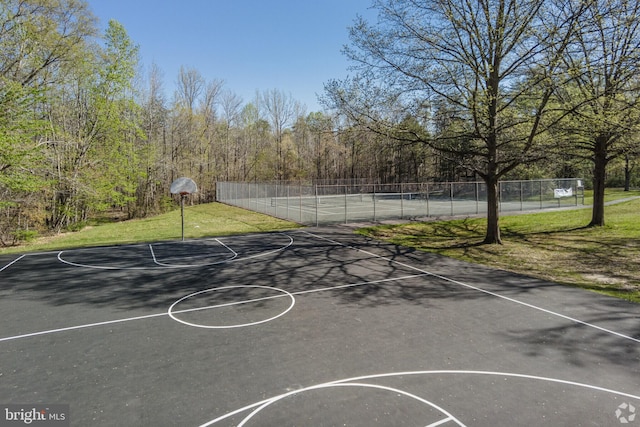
217 179 585 225
1 228 638 426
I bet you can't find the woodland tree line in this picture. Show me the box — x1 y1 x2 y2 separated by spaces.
1 0 639 246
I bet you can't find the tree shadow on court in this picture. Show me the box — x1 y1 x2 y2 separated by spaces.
497 305 640 368
299 228 561 308
300 229 640 368
1 229 638 374
0 235 314 312
0 230 512 313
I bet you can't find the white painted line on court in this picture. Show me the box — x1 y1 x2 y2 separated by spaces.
292 273 429 296
199 370 640 426
56 233 294 270
214 238 237 257
427 417 455 427
0 254 26 272
0 312 169 343
0 272 424 341
301 230 640 344
1 250 99 272
235 382 466 427
149 239 238 267
330 370 640 401
168 285 296 329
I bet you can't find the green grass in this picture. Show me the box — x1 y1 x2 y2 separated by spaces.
357 189 640 303
0 203 301 255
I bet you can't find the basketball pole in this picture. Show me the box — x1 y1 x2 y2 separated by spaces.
170 177 197 243
180 193 186 241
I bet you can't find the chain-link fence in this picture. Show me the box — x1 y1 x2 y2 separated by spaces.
216 178 585 226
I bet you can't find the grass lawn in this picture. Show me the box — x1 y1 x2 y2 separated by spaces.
0 202 301 255
356 189 640 303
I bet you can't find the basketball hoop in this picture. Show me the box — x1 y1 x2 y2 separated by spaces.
170 177 198 241
171 177 198 195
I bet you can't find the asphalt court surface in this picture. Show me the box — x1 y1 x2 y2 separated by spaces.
0 228 639 426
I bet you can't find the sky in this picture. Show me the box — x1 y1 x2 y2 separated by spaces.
86 0 377 112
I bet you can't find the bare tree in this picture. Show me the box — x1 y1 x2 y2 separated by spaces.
200 79 224 123
220 89 243 180
261 89 297 179
175 66 204 111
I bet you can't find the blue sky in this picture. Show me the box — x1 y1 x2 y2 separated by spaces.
87 0 376 112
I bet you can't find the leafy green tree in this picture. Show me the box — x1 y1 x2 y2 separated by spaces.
0 0 95 242
93 19 143 211
0 80 45 194
0 0 96 87
325 0 585 243
46 19 141 229
554 0 640 226
0 80 48 244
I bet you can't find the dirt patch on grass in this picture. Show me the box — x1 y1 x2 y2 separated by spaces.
583 273 628 286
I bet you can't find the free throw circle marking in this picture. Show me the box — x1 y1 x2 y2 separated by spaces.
168 285 295 329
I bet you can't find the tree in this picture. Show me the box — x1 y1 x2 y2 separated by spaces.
170 67 205 185
261 89 297 180
554 0 640 226
0 80 47 244
325 0 585 243
175 66 204 112
137 63 168 216
0 0 96 88
0 0 96 241
219 89 243 181
45 19 141 229
239 102 272 181
196 78 224 201
98 19 144 215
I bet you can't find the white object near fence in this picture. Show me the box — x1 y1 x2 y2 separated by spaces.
554 188 573 198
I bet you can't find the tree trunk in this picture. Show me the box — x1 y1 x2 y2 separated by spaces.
624 154 631 192
484 176 502 244
590 137 608 227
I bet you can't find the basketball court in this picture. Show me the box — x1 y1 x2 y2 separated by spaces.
0 228 638 426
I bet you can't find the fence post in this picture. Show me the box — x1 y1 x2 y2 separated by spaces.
539 180 543 209
450 182 454 216
344 185 348 224
275 181 278 218
426 182 430 217
400 183 404 219
373 183 377 222
475 181 479 214
234 182 238 205
520 180 523 211
315 184 319 227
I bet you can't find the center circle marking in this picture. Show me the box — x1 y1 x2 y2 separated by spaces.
168 285 295 329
